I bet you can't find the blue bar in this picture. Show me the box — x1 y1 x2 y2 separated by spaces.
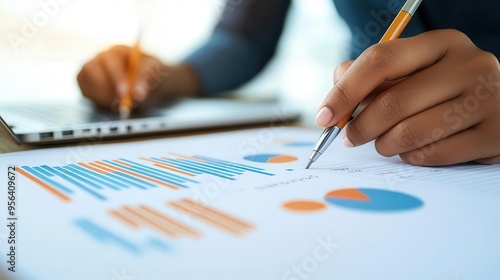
70 164 129 189
50 166 106 201
110 172 153 190
21 166 73 194
162 160 203 176
195 155 269 172
119 159 198 184
122 165 191 189
151 157 203 175
75 219 141 255
123 164 189 185
90 163 154 189
147 237 171 252
66 165 121 191
176 159 237 178
103 160 190 188
181 159 241 176
163 159 235 180
194 155 274 176
191 157 251 173
200 160 246 175
161 159 221 177
103 160 180 184
121 159 200 184
33 166 55 177
58 166 104 190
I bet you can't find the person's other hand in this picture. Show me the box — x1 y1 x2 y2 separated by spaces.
77 45 200 110
316 29 500 166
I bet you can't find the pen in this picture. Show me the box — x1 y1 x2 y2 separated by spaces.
119 36 142 119
306 0 423 169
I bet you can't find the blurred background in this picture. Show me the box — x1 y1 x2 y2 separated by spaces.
0 0 351 125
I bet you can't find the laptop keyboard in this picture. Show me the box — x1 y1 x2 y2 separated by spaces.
2 103 119 127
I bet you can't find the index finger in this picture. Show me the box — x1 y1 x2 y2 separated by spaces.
315 30 458 127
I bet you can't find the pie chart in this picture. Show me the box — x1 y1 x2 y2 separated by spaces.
243 154 298 163
324 188 423 212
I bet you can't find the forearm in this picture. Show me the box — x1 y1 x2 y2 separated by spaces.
183 0 291 96
184 30 269 96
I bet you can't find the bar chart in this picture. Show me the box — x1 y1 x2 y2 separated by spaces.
18 153 274 202
77 198 255 255
109 203 202 240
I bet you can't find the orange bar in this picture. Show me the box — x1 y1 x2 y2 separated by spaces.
122 206 179 238
112 159 133 167
77 162 110 175
139 205 201 238
17 167 71 202
167 153 205 162
139 157 158 164
88 162 116 173
95 161 179 190
153 164 196 177
109 209 139 228
169 202 243 236
182 199 254 230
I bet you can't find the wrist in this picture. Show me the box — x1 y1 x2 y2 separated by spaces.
157 63 202 98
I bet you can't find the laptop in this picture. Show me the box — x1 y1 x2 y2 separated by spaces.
0 97 300 145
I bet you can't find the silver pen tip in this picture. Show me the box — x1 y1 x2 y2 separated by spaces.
305 161 313 169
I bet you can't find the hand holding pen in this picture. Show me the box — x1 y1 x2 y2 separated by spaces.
77 46 200 113
308 0 500 167
77 1 201 115
307 0 423 168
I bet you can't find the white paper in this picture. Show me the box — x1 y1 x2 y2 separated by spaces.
0 127 499 280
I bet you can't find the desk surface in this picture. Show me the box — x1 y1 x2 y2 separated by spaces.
0 130 23 154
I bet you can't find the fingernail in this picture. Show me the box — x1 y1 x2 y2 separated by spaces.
134 85 147 101
117 81 128 97
315 107 333 127
342 132 354 147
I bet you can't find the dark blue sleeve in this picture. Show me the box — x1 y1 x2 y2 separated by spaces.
183 0 291 96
